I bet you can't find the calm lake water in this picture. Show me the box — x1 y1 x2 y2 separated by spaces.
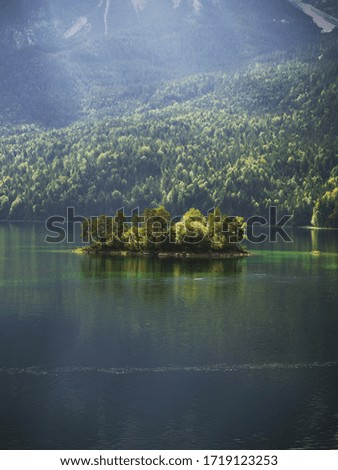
0 223 338 450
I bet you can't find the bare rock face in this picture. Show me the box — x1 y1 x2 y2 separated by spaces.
286 0 338 32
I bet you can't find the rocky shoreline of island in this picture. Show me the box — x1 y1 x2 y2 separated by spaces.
75 245 250 259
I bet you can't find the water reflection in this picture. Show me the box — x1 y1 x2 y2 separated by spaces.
79 255 245 279
1 224 338 449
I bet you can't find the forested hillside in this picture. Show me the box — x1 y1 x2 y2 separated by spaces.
1 40 337 226
0 1 337 226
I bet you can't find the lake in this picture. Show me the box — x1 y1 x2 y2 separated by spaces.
0 223 338 449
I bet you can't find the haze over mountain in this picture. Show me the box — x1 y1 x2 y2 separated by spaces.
0 0 330 127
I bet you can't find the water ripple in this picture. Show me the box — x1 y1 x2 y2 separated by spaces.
0 361 337 377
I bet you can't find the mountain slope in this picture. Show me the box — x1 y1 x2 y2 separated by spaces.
1 50 337 225
0 1 337 227
0 0 322 128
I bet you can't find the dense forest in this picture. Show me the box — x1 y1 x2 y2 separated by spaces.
1 44 337 226
0 1 337 227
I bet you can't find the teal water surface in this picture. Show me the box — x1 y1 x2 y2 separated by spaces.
0 224 338 449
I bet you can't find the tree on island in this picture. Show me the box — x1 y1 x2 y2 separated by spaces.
82 206 245 254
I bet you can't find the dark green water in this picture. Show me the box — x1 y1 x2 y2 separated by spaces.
0 224 338 449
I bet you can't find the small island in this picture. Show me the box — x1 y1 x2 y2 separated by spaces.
79 206 250 259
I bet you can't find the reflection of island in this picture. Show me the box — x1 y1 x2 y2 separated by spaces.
79 206 249 259
79 253 246 281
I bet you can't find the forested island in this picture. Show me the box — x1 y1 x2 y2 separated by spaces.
80 206 249 258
